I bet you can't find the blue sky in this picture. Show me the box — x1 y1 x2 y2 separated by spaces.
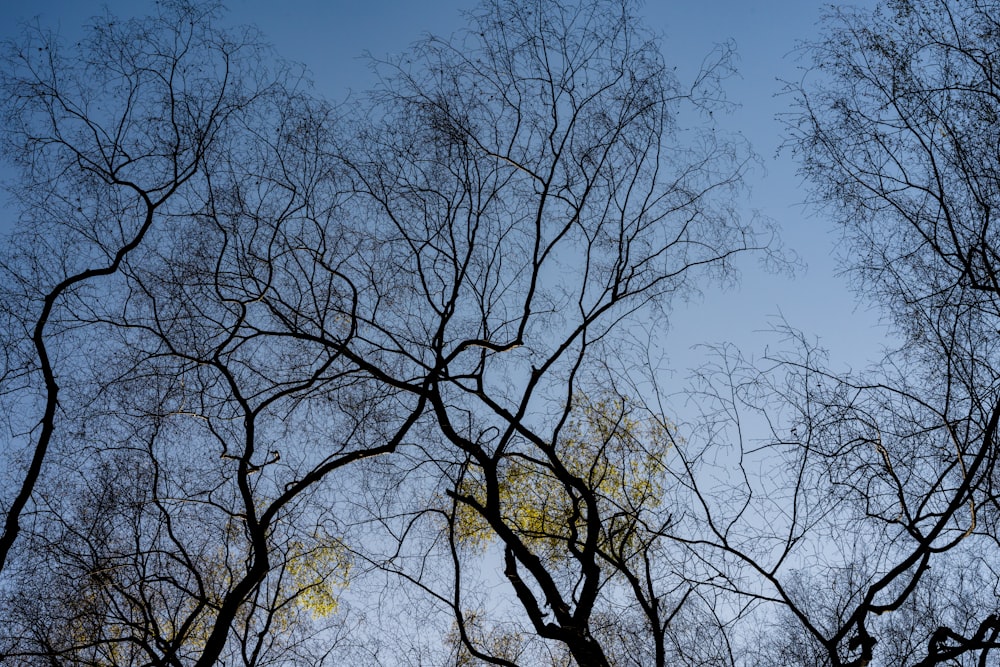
0 0 887 375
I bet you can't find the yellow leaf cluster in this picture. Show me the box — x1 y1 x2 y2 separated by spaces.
453 393 673 558
285 535 352 619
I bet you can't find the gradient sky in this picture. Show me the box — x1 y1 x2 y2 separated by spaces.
0 0 887 380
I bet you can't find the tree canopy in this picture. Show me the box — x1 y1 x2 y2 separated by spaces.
2 0 1000 665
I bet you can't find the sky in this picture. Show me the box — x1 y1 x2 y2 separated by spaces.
0 0 888 381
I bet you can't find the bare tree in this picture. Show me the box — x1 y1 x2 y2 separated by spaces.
330 0 770 664
668 331 1000 667
0 0 773 665
749 0 1000 663
0 2 401 664
0 0 271 571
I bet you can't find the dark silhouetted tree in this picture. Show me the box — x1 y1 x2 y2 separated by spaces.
769 0 1000 664
0 0 770 665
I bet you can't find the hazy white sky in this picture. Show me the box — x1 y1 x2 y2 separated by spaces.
0 0 888 377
